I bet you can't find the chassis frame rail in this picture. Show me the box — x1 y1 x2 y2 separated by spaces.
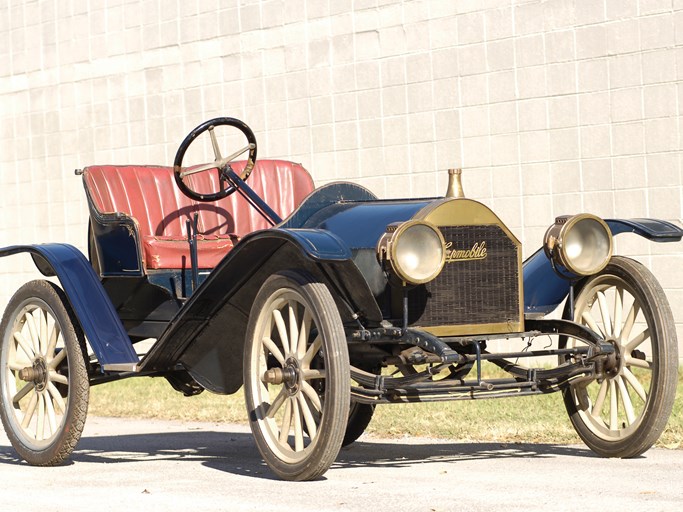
348 318 614 404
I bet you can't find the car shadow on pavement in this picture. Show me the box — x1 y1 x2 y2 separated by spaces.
335 438 596 469
1 429 597 479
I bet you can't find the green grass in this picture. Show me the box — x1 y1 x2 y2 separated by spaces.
88 369 683 448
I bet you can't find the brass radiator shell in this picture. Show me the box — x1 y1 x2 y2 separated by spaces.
408 198 524 336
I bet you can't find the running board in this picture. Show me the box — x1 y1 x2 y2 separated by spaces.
102 363 140 372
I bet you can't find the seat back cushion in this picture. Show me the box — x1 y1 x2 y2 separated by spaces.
83 160 314 269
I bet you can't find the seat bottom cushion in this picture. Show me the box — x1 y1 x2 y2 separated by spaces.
142 234 237 270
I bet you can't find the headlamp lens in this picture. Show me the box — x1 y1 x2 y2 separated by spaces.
393 223 445 284
563 217 612 275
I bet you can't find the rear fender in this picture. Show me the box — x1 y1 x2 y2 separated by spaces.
138 228 381 394
523 218 683 315
0 244 138 370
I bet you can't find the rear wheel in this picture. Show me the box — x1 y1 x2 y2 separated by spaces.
0 280 90 465
562 257 677 457
244 270 350 481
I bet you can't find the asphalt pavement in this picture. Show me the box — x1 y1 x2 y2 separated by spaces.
0 416 681 511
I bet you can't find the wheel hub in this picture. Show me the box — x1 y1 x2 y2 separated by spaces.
262 358 301 394
282 358 301 394
18 358 48 391
601 337 622 378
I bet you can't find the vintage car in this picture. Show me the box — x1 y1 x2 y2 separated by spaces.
0 118 680 481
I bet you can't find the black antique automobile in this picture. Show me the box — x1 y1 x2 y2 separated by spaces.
0 118 680 480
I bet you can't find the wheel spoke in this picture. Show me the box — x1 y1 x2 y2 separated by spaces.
617 376 636 425
12 382 35 406
292 399 304 451
13 331 35 360
48 371 68 386
625 329 650 353
609 380 618 430
45 392 58 437
47 382 67 414
622 367 647 402
302 369 326 381
39 309 48 356
302 335 322 368
297 394 317 440
48 348 67 370
597 291 612 336
297 309 311 360
36 393 46 441
21 391 38 429
613 288 623 339
262 337 285 366
620 302 640 344
625 355 652 370
279 398 292 444
581 311 605 338
301 381 322 412
25 311 40 355
46 322 58 359
288 302 299 356
272 309 290 357
591 379 608 419
266 387 288 418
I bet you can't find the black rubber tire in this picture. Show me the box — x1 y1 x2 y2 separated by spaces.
0 280 90 465
243 270 350 481
561 257 678 458
342 402 375 447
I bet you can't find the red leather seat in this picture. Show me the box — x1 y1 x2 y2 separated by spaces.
83 160 314 270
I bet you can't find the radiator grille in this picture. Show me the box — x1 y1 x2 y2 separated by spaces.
408 225 520 329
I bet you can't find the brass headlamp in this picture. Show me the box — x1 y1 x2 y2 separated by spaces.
544 214 613 276
377 220 446 285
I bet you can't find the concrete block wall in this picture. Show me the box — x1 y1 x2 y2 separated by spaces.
1 0 682 356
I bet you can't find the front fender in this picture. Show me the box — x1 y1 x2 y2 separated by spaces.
523 217 683 315
138 228 381 393
605 218 683 241
0 244 138 369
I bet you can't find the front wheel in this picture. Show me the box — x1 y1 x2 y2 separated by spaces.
562 257 678 458
244 270 350 481
0 280 90 465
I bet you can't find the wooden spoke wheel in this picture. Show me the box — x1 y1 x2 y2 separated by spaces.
0 280 89 465
562 257 678 458
244 270 350 481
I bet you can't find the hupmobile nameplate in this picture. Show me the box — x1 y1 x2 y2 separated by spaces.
444 241 488 262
